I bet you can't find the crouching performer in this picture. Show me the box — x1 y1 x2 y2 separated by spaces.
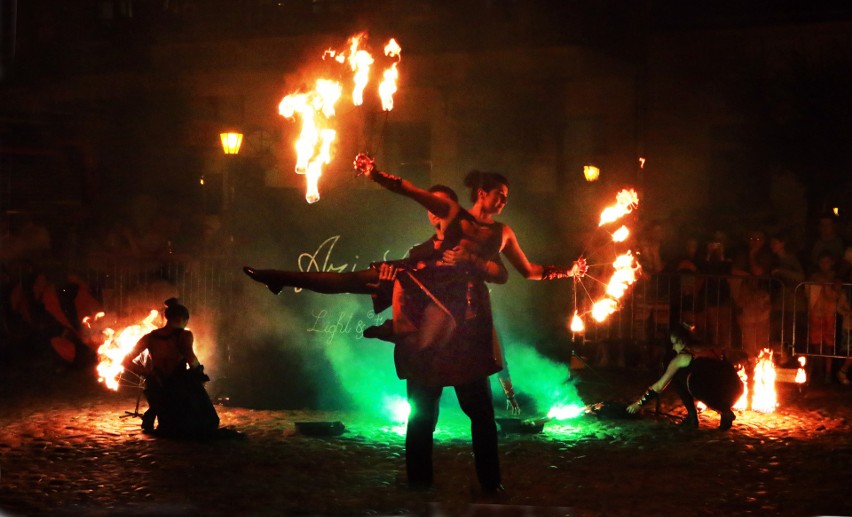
627 326 743 430
122 298 220 438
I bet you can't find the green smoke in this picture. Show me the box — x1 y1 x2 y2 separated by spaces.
500 336 586 417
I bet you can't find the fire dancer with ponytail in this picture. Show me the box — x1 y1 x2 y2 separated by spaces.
627 325 743 430
122 298 219 437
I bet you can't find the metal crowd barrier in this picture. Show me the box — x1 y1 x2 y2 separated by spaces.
580 272 851 360
73 259 238 318
792 282 852 359
3 259 849 362
0 258 238 360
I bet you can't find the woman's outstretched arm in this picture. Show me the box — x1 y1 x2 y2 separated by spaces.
500 225 584 280
626 353 691 413
356 154 458 220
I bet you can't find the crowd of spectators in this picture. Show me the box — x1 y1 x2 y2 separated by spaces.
633 211 852 383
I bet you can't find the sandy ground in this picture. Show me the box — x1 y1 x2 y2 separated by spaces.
1 360 851 517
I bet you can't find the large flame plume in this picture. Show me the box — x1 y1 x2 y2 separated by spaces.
751 348 777 413
94 310 161 391
279 32 401 203
734 348 778 413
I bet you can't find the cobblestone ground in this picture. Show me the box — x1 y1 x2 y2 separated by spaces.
1 362 851 517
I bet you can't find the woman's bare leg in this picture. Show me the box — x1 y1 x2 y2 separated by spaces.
243 267 379 295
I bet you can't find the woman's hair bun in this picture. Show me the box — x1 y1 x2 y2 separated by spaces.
163 297 189 321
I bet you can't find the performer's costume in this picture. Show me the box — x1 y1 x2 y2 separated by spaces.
672 352 742 428
390 208 505 387
385 207 505 490
137 329 219 437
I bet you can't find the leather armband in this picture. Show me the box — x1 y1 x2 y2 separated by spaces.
541 265 571 281
639 388 658 406
370 170 403 192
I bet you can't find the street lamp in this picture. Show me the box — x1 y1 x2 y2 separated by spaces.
220 132 243 155
218 131 243 211
583 164 600 182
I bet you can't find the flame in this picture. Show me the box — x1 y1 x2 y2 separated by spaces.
280 33 401 203
591 298 618 322
384 38 401 58
279 80 342 204
379 39 401 111
588 251 641 323
573 188 643 328
569 311 585 333
605 251 640 299
611 225 629 242
379 62 399 111
795 356 807 384
95 310 161 391
346 34 373 106
752 349 777 413
733 349 778 413
82 311 105 329
599 188 639 226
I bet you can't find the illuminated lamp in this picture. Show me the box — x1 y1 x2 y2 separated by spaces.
220 132 243 155
583 165 600 182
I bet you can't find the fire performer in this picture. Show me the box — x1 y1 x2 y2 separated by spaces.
121 298 219 437
354 154 585 494
627 326 743 430
243 186 522 412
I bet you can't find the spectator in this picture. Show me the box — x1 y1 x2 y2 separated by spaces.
705 229 731 271
637 219 667 276
696 232 734 347
835 247 852 385
667 235 706 274
745 229 775 277
809 212 845 274
732 274 771 359
836 285 852 385
806 251 841 382
769 231 806 351
667 234 706 333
